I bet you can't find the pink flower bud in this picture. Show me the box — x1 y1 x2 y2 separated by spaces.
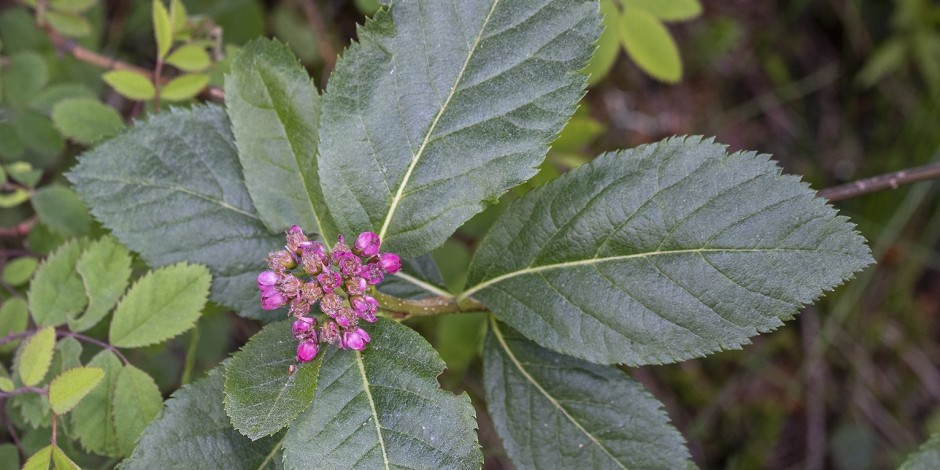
296 340 318 363
335 252 362 277
344 328 371 351
292 317 315 339
344 276 368 296
257 270 280 290
377 253 401 274
261 291 288 310
354 232 381 257
317 270 342 294
266 250 296 271
351 295 378 323
286 225 308 252
320 293 343 315
362 262 384 285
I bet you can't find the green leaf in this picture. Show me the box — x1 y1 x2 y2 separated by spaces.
0 443 19 469
51 98 124 145
160 73 209 101
165 44 210 72
6 161 42 187
378 255 449 299
68 105 282 319
30 83 97 115
624 0 702 21
69 236 132 332
102 71 155 101
2 256 38 286
22 445 51 470
31 185 93 237
0 298 29 354
12 392 51 428
318 0 602 259
0 377 14 392
70 350 122 456
226 37 336 238
112 365 163 456
123 366 284 469
50 0 97 14
462 136 873 365
109 262 210 348
2 52 48 108
28 238 89 327
0 189 30 208
585 0 621 86
45 11 93 38
485 318 691 469
0 124 25 160
901 433 940 469
224 320 321 440
169 0 187 34
282 319 482 469
14 111 65 162
17 327 56 387
50 446 80 470
617 7 682 83
50 337 83 378
48 366 105 414
153 0 173 59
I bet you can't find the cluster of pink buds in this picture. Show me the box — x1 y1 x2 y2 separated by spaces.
257 226 401 363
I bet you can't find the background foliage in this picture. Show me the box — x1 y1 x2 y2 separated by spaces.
0 0 939 469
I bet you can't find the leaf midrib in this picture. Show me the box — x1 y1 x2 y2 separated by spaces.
460 246 855 300
356 351 390 470
490 317 628 470
377 0 503 240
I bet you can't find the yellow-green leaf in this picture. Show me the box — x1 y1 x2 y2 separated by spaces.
22 445 51 470
586 0 621 85
112 365 163 456
17 327 55 387
45 11 93 38
160 73 208 101
0 377 13 392
165 44 210 72
618 7 682 83
624 0 702 21
48 366 105 414
170 0 187 34
103 71 155 101
51 446 80 470
49 0 97 14
2 256 38 286
153 0 172 59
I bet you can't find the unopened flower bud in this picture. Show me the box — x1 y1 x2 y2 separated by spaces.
261 291 289 310
335 252 362 277
344 328 371 351
344 276 368 296
354 232 381 257
321 321 341 344
361 262 384 285
257 270 280 290
351 295 378 323
331 235 352 265
320 292 343 315
266 250 296 271
377 253 401 274
300 241 328 274
296 340 318 363
278 274 303 298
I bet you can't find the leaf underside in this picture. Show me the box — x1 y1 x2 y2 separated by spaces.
282 318 482 470
318 0 602 259
465 136 873 365
67 105 282 319
484 318 692 469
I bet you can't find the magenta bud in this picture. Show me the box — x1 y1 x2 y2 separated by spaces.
345 276 368 296
362 262 384 285
292 317 315 339
296 340 318 363
344 328 371 351
336 252 362 277
261 292 288 310
377 253 401 274
336 314 351 328
354 232 381 257
266 250 296 271
257 270 280 289
317 271 342 294
351 295 378 322
286 225 308 252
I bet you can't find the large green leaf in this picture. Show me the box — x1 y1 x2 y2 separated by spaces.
28 238 89 327
67 105 282 319
282 319 481 469
124 366 284 469
318 0 601 258
224 320 321 440
484 318 691 469
226 38 336 240
71 350 122 457
112 365 164 456
109 262 210 348
462 136 873 365
901 433 940 470
70 236 132 332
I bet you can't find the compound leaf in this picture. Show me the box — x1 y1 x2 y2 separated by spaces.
68 105 282 319
463 136 873 365
318 0 601 259
484 318 691 469
282 318 482 469
109 263 210 348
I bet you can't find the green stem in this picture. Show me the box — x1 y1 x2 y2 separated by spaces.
371 290 486 320
180 324 199 386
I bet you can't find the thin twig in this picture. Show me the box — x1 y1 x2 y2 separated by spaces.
0 331 32 347
59 331 130 365
0 386 46 399
818 162 940 201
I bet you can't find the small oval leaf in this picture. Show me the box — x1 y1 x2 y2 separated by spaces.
17 327 56 387
160 73 209 101
617 7 682 83
103 71 155 101
165 44 210 72
48 366 105 414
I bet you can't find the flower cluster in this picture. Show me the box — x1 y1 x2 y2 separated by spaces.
257 226 401 363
